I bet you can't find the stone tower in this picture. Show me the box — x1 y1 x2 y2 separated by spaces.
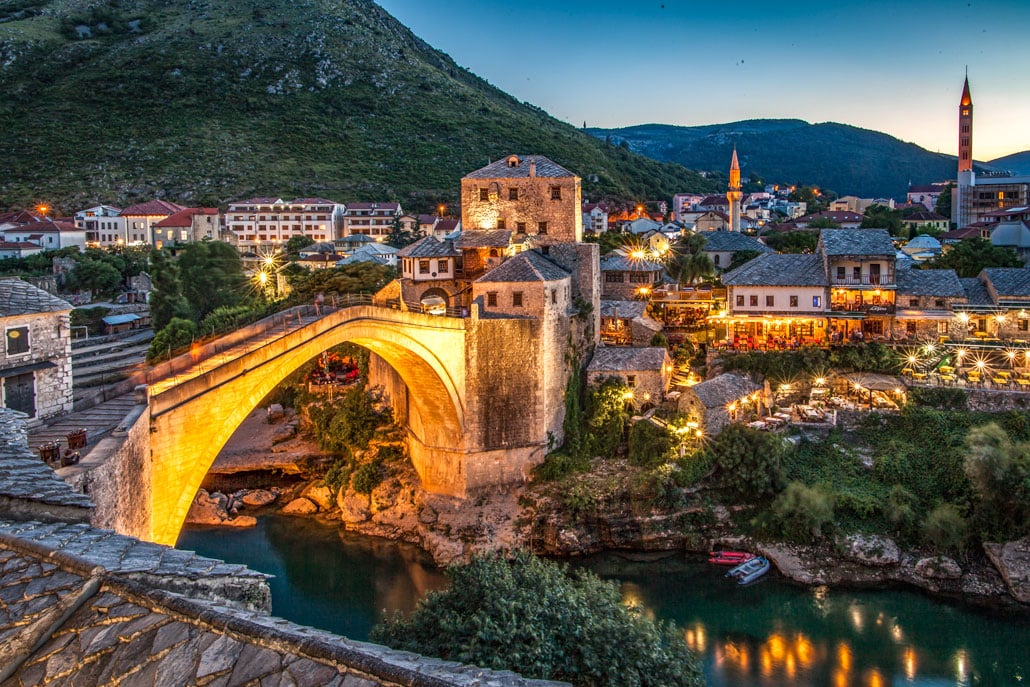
726 147 743 232
955 75 975 227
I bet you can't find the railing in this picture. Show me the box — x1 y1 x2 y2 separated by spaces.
380 298 466 318
652 286 727 301
829 273 895 287
830 302 896 314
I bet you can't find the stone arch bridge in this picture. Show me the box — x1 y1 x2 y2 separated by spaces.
136 299 562 545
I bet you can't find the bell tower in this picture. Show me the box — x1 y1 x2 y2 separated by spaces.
726 147 743 232
955 74 975 227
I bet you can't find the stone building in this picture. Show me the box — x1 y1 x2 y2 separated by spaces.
461 154 582 244
586 346 672 408
599 300 663 346
600 254 663 300
677 372 760 436
151 207 220 247
892 269 967 340
0 278 73 425
700 230 774 272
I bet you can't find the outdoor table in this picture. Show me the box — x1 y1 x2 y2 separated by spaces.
911 372 927 380
940 374 956 383
991 376 1008 386
996 370 1011 378
901 367 915 376
1016 378 1030 388
939 366 954 374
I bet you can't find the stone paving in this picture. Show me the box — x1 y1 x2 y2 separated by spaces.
26 394 139 459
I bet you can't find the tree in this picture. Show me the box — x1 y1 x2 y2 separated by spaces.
923 238 1022 277
726 249 762 272
177 241 249 319
770 482 835 540
64 257 122 299
922 504 968 552
860 204 904 236
371 552 704 687
146 317 197 362
284 235 315 258
286 262 396 304
763 231 818 254
806 217 840 229
148 249 190 330
964 423 1030 540
709 423 785 501
934 183 954 222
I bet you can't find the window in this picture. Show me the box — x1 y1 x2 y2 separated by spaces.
909 298 919 307
512 291 524 307
713 254 721 266
496 219 506 230
487 292 497 307
479 188 489 201
537 221 548 235
509 188 519 201
436 260 449 274
516 222 526 233
605 273 624 283
836 266 845 279
935 299 946 308
749 295 758 307
906 322 917 335
418 260 430 274
626 375 636 388
1018 319 1028 332
765 295 774 307
550 186 562 200
630 273 651 284
852 266 861 280
5 326 29 355
736 295 745 307
551 289 557 304
812 295 821 308
938 321 949 334
790 295 799 307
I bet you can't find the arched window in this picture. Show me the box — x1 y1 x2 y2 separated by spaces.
506 155 520 168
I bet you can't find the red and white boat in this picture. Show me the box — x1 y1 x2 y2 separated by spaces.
708 550 755 566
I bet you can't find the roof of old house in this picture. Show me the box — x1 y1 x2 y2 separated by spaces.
698 195 729 207
902 210 948 222
120 200 186 217
464 154 575 179
599 255 664 273
0 411 92 511
599 300 648 319
959 277 994 306
0 241 42 250
2 219 78 233
721 253 827 287
819 228 894 256
981 268 1030 298
904 234 943 251
435 219 460 234
0 278 73 316
337 234 376 245
989 220 1030 249
895 269 964 297
701 231 774 253
453 229 513 248
153 208 218 228
941 226 986 241
476 251 569 283
587 346 668 373
397 236 459 258
687 373 759 409
0 210 46 225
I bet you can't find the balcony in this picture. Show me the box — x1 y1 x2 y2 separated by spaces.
651 285 727 302
830 302 896 315
829 272 895 287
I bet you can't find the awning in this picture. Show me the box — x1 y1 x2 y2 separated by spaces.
102 313 141 326
841 372 902 391
0 360 56 378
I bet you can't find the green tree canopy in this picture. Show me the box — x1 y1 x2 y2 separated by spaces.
64 257 122 299
860 204 904 236
709 423 785 501
147 249 191 330
934 183 954 221
922 238 1022 277
371 552 703 687
964 423 1030 541
286 262 396 304
177 241 250 319
762 231 818 254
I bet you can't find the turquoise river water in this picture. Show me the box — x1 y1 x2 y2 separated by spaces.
178 515 1028 686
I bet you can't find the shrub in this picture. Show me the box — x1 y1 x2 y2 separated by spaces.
770 482 835 541
371 552 704 687
352 459 384 494
532 451 590 482
922 504 968 552
324 454 352 497
884 485 919 538
631 464 685 511
628 420 674 468
964 423 1030 540
709 423 785 501
146 317 197 362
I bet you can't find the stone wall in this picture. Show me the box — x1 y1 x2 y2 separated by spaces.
1 310 73 424
461 173 582 244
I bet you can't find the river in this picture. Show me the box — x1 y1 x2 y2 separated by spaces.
178 515 1029 686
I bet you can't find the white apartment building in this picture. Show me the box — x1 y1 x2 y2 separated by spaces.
74 205 126 247
225 197 344 251
341 202 402 241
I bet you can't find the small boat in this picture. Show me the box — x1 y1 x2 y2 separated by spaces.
726 556 770 585
708 550 755 566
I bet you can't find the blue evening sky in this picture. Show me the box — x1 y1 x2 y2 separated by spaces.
376 0 1030 160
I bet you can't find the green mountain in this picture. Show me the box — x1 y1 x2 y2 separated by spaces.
988 151 1030 176
586 120 974 200
0 0 717 212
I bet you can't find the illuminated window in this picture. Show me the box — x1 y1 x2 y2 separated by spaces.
790 295 799 307
626 375 636 388
5 326 29 355
813 295 821 307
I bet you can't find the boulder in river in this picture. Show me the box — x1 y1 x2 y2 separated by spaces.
914 556 963 580
282 497 319 515
339 490 372 524
983 537 1030 603
842 534 900 567
239 489 278 508
302 483 334 511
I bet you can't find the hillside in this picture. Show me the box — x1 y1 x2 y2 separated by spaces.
989 151 1030 176
0 0 717 211
586 120 972 200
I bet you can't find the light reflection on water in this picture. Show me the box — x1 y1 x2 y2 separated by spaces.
179 517 1029 686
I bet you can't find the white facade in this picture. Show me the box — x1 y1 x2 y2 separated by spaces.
728 286 827 316
74 205 126 247
225 198 343 250
341 202 402 241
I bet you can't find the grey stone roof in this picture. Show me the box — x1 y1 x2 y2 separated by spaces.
599 255 664 273
0 278 72 316
599 300 648 319
688 373 760 409
453 229 513 249
959 277 994 306
905 234 943 250
982 268 1030 298
464 154 576 179
587 346 668 373
896 269 964 297
819 228 894 257
396 236 459 258
476 251 569 284
989 220 1030 249
701 232 774 253
721 253 827 287
0 409 93 511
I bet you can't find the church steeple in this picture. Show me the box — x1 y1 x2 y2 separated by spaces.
958 75 973 174
726 146 743 232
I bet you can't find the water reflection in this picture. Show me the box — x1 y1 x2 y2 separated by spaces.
180 518 1029 687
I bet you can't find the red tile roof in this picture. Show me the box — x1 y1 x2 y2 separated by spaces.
154 208 218 228
290 198 341 205
120 200 187 217
0 210 46 225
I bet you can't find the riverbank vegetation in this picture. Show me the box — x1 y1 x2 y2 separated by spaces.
372 551 704 687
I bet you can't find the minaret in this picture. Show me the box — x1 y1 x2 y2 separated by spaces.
955 74 975 227
726 147 743 232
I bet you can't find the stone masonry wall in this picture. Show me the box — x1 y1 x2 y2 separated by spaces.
0 310 73 423
461 175 582 244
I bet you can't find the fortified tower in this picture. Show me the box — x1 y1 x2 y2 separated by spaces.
955 75 975 227
726 147 743 232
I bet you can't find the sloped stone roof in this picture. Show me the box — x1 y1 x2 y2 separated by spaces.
0 411 92 512
721 254 827 287
599 300 648 319
688 373 759 409
701 232 774 253
960 277 994 306
819 228 894 256
904 234 943 250
896 269 964 297
453 229 513 248
396 236 458 258
599 255 664 273
464 154 575 179
587 346 668 373
0 278 73 316
982 268 1030 298
476 251 569 283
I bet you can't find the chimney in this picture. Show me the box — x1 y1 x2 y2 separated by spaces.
529 160 536 177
